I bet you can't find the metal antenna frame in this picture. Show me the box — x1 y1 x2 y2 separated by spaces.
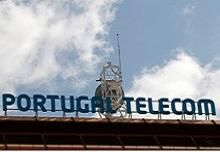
117 34 122 82
95 34 132 119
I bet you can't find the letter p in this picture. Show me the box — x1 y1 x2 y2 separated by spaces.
3 93 15 111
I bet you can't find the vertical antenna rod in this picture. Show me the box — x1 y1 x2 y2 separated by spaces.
117 33 122 80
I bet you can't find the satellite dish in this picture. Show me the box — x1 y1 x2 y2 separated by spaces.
95 62 130 118
95 81 124 111
95 34 131 119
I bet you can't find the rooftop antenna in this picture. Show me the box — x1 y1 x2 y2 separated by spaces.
117 33 122 82
95 33 131 119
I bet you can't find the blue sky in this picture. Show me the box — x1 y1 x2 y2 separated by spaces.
109 0 220 91
0 0 220 118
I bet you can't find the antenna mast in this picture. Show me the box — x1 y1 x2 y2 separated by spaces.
117 33 122 81
94 33 131 119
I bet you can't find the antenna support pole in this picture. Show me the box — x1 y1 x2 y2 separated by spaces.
117 34 122 81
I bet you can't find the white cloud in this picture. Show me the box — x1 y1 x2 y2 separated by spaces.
127 49 220 119
182 2 197 16
0 0 120 93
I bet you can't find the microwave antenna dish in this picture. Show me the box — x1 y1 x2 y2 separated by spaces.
95 34 131 119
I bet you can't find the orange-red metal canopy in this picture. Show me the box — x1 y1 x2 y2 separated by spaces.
0 116 219 150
